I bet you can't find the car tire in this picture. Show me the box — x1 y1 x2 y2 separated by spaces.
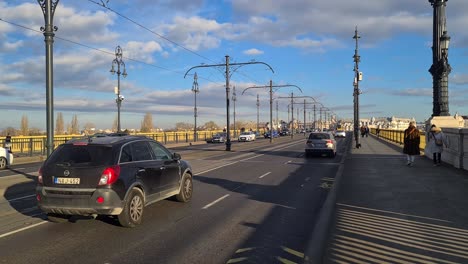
0 157 7 169
329 152 336 158
176 172 193 203
46 213 71 223
118 188 144 228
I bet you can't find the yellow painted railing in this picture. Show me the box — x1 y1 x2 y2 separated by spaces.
370 128 426 150
0 130 229 155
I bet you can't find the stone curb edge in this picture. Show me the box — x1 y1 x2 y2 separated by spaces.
302 135 351 263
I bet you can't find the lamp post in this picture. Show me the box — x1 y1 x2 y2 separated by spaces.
353 27 362 148
429 0 451 117
191 72 199 141
38 0 59 157
110 45 127 132
232 86 237 137
276 101 279 131
256 94 260 133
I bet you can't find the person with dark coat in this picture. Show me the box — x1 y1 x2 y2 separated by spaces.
403 121 420 166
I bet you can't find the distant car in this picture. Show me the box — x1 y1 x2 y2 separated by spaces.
334 130 346 138
238 131 256 142
36 134 193 227
305 132 336 158
0 147 14 170
279 130 290 136
264 131 279 138
211 133 227 143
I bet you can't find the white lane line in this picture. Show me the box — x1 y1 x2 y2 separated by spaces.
0 221 47 239
196 162 239 175
202 194 230 209
259 172 271 179
7 194 36 202
0 172 39 179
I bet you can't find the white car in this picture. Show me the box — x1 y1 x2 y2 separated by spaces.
334 130 346 138
238 131 256 142
0 147 14 169
305 132 337 158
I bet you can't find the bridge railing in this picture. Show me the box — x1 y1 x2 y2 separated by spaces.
370 128 426 151
0 131 223 156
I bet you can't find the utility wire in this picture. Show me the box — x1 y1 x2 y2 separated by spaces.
87 0 216 63
87 0 269 85
0 17 224 85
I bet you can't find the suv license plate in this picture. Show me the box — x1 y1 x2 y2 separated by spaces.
54 177 80 184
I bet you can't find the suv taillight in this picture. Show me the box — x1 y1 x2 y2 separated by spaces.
38 167 43 185
99 165 121 185
326 140 333 144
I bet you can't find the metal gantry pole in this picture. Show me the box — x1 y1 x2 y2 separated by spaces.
232 86 237 138
276 101 279 131
313 104 316 131
353 27 361 148
38 0 59 157
269 80 273 143
225 56 231 151
192 72 199 141
291 92 294 138
303 99 306 133
184 55 274 151
256 94 260 133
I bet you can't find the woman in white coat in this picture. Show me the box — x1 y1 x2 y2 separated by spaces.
427 125 446 166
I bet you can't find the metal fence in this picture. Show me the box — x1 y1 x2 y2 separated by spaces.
371 128 426 151
0 131 222 156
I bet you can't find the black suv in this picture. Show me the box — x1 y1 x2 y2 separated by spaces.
36 134 193 227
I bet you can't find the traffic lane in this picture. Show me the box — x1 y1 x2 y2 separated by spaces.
0 162 41 178
0 140 333 263
0 146 281 263
102 142 338 263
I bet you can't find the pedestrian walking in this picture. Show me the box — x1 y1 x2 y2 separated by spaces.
403 121 420 166
427 125 447 166
4 133 12 151
365 126 369 137
376 127 381 138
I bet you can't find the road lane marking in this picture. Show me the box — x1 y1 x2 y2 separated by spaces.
202 194 230 209
7 194 35 202
196 162 239 175
235 247 255 253
259 172 271 179
284 160 292 164
281 246 304 258
0 221 47 239
226 257 248 263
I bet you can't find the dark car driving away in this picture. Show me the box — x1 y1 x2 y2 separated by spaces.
36 134 193 227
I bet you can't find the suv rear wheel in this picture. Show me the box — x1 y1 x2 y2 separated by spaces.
118 188 144 228
176 173 193 202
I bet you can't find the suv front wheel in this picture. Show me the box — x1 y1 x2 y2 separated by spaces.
118 188 144 228
176 172 193 202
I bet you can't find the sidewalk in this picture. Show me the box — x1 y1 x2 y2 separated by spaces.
322 135 468 263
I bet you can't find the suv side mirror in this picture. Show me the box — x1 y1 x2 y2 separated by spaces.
172 153 181 160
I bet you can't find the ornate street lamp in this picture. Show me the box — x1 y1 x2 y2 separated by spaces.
429 0 451 117
192 72 199 141
38 0 59 157
110 46 127 132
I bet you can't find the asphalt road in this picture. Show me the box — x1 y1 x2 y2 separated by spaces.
0 135 349 264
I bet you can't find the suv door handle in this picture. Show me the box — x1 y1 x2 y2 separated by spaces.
138 169 146 173
160 166 166 170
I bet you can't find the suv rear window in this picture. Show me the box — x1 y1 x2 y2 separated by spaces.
309 133 330 140
47 145 114 166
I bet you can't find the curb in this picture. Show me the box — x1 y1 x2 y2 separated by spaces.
303 135 351 263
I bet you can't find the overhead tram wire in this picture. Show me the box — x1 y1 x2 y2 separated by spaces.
87 0 215 64
87 0 270 85
0 17 224 86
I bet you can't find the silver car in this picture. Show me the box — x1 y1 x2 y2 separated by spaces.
305 132 337 158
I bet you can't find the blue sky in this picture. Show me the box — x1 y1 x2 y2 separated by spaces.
1 0 468 131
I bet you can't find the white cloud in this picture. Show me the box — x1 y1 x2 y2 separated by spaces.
243 48 264 55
